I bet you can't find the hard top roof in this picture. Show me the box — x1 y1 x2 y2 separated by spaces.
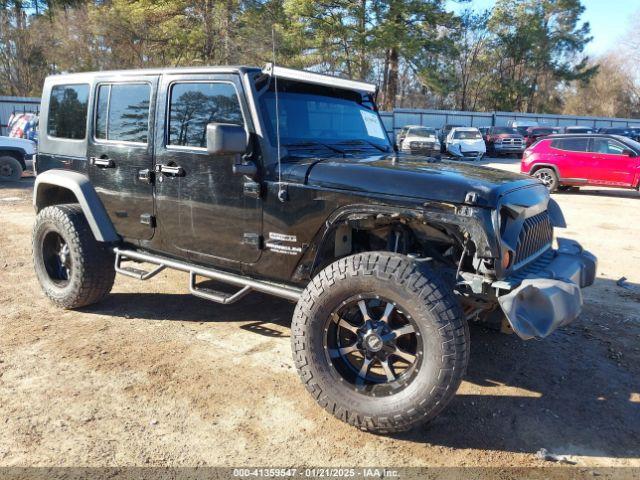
45 65 260 80
544 133 635 143
44 64 378 93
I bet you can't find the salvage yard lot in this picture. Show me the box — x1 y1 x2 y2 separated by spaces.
0 159 639 468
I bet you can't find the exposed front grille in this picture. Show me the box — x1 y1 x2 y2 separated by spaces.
499 138 523 146
410 141 435 148
513 211 553 266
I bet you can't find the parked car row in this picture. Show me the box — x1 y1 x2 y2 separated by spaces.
397 124 487 160
397 120 640 162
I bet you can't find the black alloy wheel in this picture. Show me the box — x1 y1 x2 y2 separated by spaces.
324 295 422 397
41 230 72 286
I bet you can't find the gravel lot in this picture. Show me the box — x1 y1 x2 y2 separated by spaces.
0 160 638 468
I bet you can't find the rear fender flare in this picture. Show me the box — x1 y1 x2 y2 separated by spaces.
33 169 119 243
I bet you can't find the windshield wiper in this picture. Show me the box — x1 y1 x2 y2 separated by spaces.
282 141 345 154
332 139 389 153
361 139 390 152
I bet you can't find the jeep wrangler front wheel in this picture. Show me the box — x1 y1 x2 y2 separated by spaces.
33 204 115 309
291 252 469 433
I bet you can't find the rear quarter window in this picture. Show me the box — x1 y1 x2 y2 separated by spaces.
550 138 589 152
47 84 89 139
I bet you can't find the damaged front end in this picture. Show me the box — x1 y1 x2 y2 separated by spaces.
495 239 596 339
487 185 597 339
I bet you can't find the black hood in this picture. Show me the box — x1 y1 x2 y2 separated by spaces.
282 154 542 207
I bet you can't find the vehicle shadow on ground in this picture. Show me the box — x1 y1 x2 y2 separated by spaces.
395 285 640 459
0 176 34 191
83 281 639 460
82 289 296 329
554 188 640 200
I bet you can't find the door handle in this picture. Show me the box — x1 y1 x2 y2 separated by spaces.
155 164 185 177
233 161 257 176
90 157 115 168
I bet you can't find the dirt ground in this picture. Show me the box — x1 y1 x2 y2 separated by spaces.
0 160 638 469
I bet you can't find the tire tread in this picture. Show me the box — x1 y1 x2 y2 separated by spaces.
291 251 469 433
33 204 115 309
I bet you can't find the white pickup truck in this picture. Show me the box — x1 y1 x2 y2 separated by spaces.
0 136 36 181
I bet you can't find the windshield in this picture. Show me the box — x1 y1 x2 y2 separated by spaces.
567 127 593 133
453 130 482 140
605 128 629 134
408 127 435 137
615 135 640 151
531 128 556 135
258 81 391 152
493 127 518 135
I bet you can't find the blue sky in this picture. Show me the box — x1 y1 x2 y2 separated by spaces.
448 0 638 56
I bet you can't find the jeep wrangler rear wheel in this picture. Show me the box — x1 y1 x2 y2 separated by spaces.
33 204 115 308
291 252 469 433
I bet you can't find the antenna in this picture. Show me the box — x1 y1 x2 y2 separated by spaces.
272 27 287 202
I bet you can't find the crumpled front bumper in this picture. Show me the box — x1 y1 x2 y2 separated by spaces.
496 238 597 340
447 143 484 160
494 144 525 153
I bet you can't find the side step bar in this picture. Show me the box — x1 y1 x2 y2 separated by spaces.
114 248 303 303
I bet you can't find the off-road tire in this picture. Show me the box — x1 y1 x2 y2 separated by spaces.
533 167 559 192
291 252 469 433
0 155 23 182
33 204 115 309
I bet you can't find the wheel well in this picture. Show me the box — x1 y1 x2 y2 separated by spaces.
35 184 79 212
530 163 559 177
311 214 469 278
0 150 26 170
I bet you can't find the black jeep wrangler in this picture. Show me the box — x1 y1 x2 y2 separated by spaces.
32 65 596 433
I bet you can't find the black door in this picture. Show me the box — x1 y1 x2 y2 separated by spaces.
87 76 158 241
154 73 262 265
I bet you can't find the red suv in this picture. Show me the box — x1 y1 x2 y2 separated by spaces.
521 134 640 192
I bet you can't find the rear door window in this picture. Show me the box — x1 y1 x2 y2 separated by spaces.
95 83 151 144
551 138 589 152
47 84 89 139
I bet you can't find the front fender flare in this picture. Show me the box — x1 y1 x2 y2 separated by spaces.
292 203 497 281
34 170 119 243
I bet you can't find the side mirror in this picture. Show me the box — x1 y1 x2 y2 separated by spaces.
622 148 636 157
206 123 247 155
